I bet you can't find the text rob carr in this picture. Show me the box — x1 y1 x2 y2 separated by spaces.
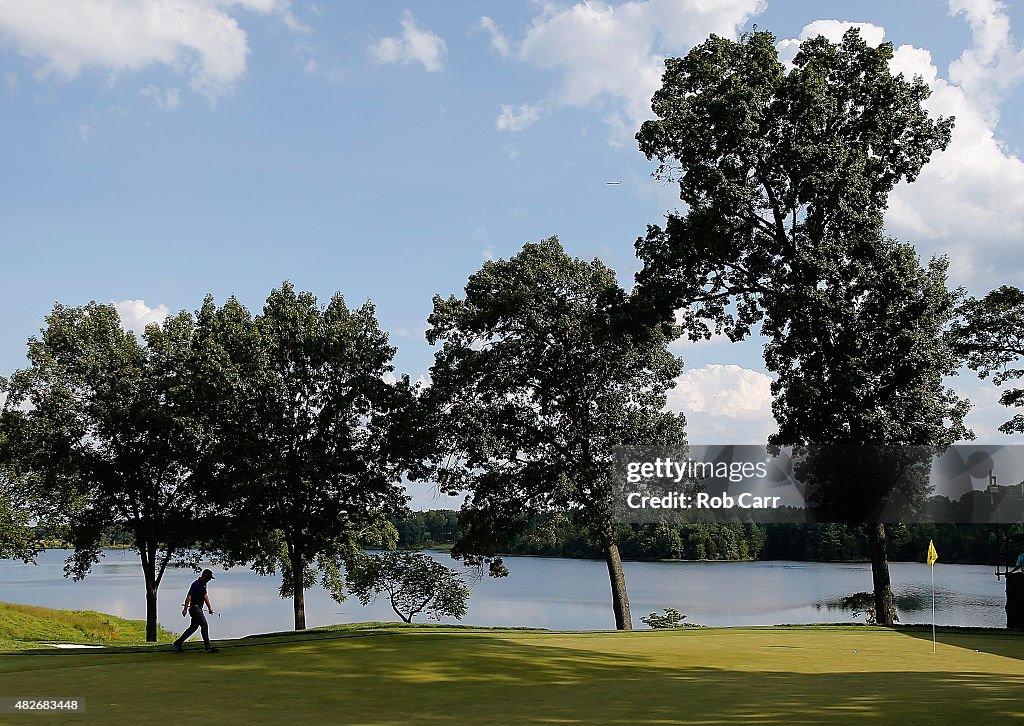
625 492 782 510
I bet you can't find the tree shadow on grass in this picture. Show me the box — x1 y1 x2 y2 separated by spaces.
893 625 1024 662
3 630 1024 724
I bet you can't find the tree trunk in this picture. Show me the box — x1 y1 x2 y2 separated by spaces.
140 551 159 642
867 522 897 625
290 547 306 630
601 534 632 630
391 598 412 623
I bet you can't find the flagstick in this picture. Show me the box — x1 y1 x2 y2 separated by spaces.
931 563 936 654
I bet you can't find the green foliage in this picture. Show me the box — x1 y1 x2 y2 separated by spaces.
640 607 692 629
0 462 40 563
634 27 963 627
455 513 1013 566
383 510 460 549
193 283 411 628
0 303 213 640
635 28 967 453
841 592 878 624
635 27 953 339
0 400 39 562
952 286 1024 434
424 237 687 629
840 592 900 625
345 551 470 623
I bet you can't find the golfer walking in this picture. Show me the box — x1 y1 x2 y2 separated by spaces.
173 569 218 653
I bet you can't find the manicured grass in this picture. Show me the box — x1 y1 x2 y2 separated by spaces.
0 623 1022 724
0 602 173 650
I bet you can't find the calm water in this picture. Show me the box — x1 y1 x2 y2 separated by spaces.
0 550 1008 638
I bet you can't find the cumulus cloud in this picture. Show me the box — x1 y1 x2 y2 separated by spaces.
496 102 541 132
112 299 170 336
668 364 773 419
479 0 763 139
780 6 1024 289
666 365 776 443
0 0 301 100
776 19 885 66
369 10 446 72
947 0 1024 120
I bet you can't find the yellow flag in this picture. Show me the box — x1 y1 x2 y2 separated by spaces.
927 540 938 567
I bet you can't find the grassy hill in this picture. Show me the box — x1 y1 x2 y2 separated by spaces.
1 622 1023 724
0 602 173 650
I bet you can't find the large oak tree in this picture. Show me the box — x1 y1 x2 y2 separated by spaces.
195 283 409 630
425 238 686 630
1 304 211 641
633 28 963 624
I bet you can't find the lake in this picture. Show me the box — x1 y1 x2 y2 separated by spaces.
0 550 1009 639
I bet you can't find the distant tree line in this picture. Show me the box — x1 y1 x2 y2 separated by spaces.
45 510 1016 567
386 511 1018 567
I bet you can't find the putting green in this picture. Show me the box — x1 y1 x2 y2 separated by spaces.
1 625 1022 724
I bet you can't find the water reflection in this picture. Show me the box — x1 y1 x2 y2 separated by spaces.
0 550 1009 637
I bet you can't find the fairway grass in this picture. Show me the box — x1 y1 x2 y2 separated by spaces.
1 625 1022 724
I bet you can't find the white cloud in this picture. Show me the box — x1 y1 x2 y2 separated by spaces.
496 102 541 132
303 58 318 74
77 122 92 142
796 19 886 47
112 299 170 336
667 365 776 444
140 84 181 110
482 246 496 261
668 364 773 419
948 0 1024 121
776 20 885 67
480 16 511 57
369 10 446 72
2 70 16 93
0 0 301 100
490 0 764 139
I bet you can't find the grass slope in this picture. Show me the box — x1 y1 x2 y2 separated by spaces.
0 602 173 650
0 624 1022 724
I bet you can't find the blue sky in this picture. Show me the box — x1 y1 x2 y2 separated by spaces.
2 1 1023 507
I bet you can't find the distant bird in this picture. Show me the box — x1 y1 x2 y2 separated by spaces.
606 180 622 185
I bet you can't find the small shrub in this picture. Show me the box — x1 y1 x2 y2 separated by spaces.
641 607 697 629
